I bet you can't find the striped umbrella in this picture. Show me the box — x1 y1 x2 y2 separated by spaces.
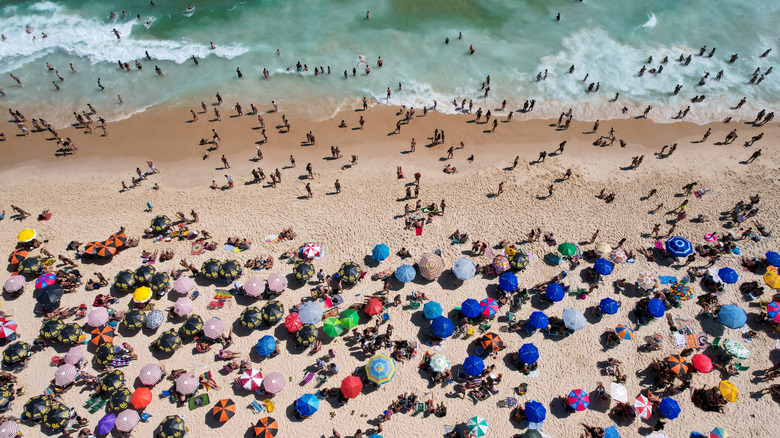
54 364 78 386
7 248 26 265
429 354 450 373
567 388 590 411
3 275 25 293
90 326 114 347
266 273 287 292
302 243 322 259
244 278 265 297
419 252 444 280
467 416 488 437
172 276 194 294
366 353 396 385
0 319 17 339
240 369 263 391
261 372 285 394
634 394 652 419
105 232 128 249
86 307 109 328
203 317 224 339
173 297 193 317
478 332 504 353
139 364 162 385
710 427 730 438
175 373 199 395
0 421 19 438
115 409 140 432
666 354 689 375
63 346 83 365
35 272 57 290
615 324 634 340
665 236 692 257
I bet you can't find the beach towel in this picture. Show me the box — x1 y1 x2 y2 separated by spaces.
223 244 236 252
200 372 213 390
264 234 280 243
659 276 677 284
214 290 233 300
654 240 664 250
191 242 203 255
415 227 423 236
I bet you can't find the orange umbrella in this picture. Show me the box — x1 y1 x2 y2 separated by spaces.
364 298 383 316
90 326 114 346
83 241 102 255
8 248 27 265
478 332 505 353
130 387 152 409
252 417 278 438
212 399 236 423
666 354 689 375
95 242 117 258
105 232 128 249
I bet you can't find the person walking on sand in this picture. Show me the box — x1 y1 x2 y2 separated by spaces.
334 179 341 194
447 147 454 159
563 169 572 180
592 120 599 133
410 138 416 152
306 163 313 179
221 155 230 169
749 132 763 146
590 229 600 244
555 141 566 155
537 150 547 163
547 184 555 197
698 128 711 143
491 119 498 132
305 183 312 198
511 156 519 170
147 161 159 173
746 149 762 163
651 224 661 237
497 182 504 196
724 129 737 144
290 155 296 167
225 175 233 188
190 110 198 122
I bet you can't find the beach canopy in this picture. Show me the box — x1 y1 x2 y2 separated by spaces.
340 375 363 398
452 257 476 281
717 267 739 284
478 332 504 353
302 242 322 259
691 353 713 373
719 380 738 402
114 270 136 291
667 354 689 375
480 298 498 317
203 317 224 339
3 275 24 293
338 262 362 284
261 372 285 394
241 307 263 330
366 353 396 385
766 251 780 267
364 298 383 316
266 273 287 292
294 324 317 347
567 388 589 411
43 403 70 430
132 286 153 304
558 242 576 256
220 260 242 280
252 416 279 438
54 364 78 386
239 369 263 391
256 335 277 356
22 395 51 421
109 387 132 411
498 272 518 291
562 307 586 331
419 252 444 280
423 301 443 319
372 244 390 261
115 410 139 433
599 298 620 315
260 301 284 324
429 354 450 373
615 324 634 340
431 316 454 338
295 394 319 417
323 317 344 337
518 343 539 364
293 262 314 282
594 258 613 275
200 259 221 280
87 308 109 328
158 415 186 438
529 311 549 330
658 398 681 419
634 394 652 419
509 251 529 271
524 400 547 423
99 370 125 393
35 272 56 289
718 304 746 329
244 278 265 297
461 299 482 319
648 298 665 317
139 364 162 385
463 355 484 376
710 427 729 438
665 236 693 257
173 297 193 317
0 319 17 340
212 399 236 423
545 283 565 302
467 416 488 437
395 264 415 283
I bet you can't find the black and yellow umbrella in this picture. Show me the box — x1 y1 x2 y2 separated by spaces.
90 326 114 347
158 415 186 438
57 323 82 344
22 395 51 421
18 256 43 275
509 251 529 271
105 232 128 249
200 259 221 280
261 301 284 324
94 343 115 366
182 315 204 337
338 262 362 285
220 260 242 280
149 272 170 293
108 387 132 412
150 215 172 234
43 403 70 430
122 309 145 330
294 324 318 347
240 307 262 329
8 248 27 265
212 398 236 423
293 262 314 282
0 386 12 408
113 270 136 292
134 265 156 284
157 330 181 353
40 318 64 340
3 342 29 364
99 370 125 393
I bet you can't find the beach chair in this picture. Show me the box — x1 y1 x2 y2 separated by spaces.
264 400 275 413
402 302 421 311
83 395 100 409
497 397 517 408
249 400 264 414
88 398 106 413
456 369 469 382
302 372 315 384
415 402 425 413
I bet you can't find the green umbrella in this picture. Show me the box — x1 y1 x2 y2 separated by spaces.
467 416 488 437
339 309 359 329
558 242 576 257
323 317 344 337
722 338 750 359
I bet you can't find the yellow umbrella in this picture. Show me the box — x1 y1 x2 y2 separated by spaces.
764 270 780 289
718 380 738 402
504 247 516 256
17 229 37 242
595 242 612 253
133 286 153 304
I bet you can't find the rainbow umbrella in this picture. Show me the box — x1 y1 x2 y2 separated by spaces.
567 389 589 411
419 253 443 280
670 282 693 300
615 324 634 340
366 353 396 385
710 427 729 438
492 254 510 273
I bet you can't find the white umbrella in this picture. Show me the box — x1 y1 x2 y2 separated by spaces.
139 364 162 385
610 382 627 403
298 301 324 325
562 307 586 331
266 273 287 292
302 243 322 259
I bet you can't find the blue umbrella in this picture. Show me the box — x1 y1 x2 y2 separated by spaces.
599 297 620 315
452 258 476 281
529 311 548 330
594 258 613 275
372 244 390 262
463 355 484 376
648 298 665 318
766 251 780 267
718 304 747 329
665 236 692 258
255 335 276 356
518 343 539 364
461 299 482 319
498 272 518 292
295 393 319 416
545 283 565 302
430 316 454 338
394 264 415 283
423 301 442 320
524 400 547 423
717 267 738 284
658 398 680 419
604 426 621 438
96 413 116 435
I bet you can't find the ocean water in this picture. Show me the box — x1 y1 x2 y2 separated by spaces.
0 0 778 126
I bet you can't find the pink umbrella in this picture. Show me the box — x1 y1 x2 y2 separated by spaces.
203 317 224 339
261 372 285 394
175 373 199 395
0 319 17 339
635 394 652 420
63 346 83 365
86 307 109 327
115 409 139 432
266 273 287 293
54 364 78 386
3 275 24 293
239 369 263 391
173 297 193 317
0 421 19 438
244 278 265 297
139 364 162 386
172 276 195 294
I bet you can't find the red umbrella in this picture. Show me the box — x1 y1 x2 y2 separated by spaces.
284 313 302 333
340 376 362 399
691 353 713 373
364 298 383 316
130 387 152 409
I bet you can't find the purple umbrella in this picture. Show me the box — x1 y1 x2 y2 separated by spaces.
86 307 109 327
63 346 83 365
244 278 265 297
172 276 194 294
96 413 116 435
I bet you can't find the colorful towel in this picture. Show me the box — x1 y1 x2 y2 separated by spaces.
214 290 233 299
264 235 280 243
659 276 677 284
191 241 203 255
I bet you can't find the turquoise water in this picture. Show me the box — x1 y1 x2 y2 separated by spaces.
0 0 778 126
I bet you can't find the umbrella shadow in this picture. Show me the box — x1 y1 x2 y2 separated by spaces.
694 313 724 337
548 396 570 419
286 274 307 291
587 389 610 413
436 272 460 291
363 255 380 269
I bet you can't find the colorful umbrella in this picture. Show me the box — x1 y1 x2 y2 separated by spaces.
509 251 529 271
498 272 518 292
212 399 236 423
493 254 510 273
529 311 548 330
105 232 128 249
518 343 539 364
691 354 713 373
0 319 17 339
173 296 193 317
182 314 204 337
467 416 488 437
172 276 194 294
261 372 285 394
139 364 162 385
7 248 26 265
132 286 153 304
158 415 186 438
115 409 139 432
666 355 689 375
558 242 576 256
419 253 443 280
567 389 589 411
16 228 36 242
266 273 287 292
200 259 221 280
599 298 620 315
648 298 665 317
90 326 114 347
54 364 78 386
302 243 322 259
298 301 324 324
609 248 628 263
718 380 738 402
461 299 482 319
323 317 344 337
86 307 109 327
114 270 136 291
546 283 565 302
203 317 224 339
615 324 634 340
395 264 416 282
364 298 383 316
423 301 443 319
366 353 396 385
294 324 317 347
40 318 64 339
239 368 264 391
145 309 164 329
718 304 746 329
717 267 738 284
562 307 586 331
252 416 279 438
658 398 680 419
338 262 362 284
463 355 484 376
594 258 613 275
295 394 319 416
710 427 729 438
340 309 360 329
256 336 277 356
340 375 363 399
480 298 499 317
261 301 284 324
637 271 655 290
241 307 263 329
22 395 50 421
429 354 450 373
479 332 504 353
175 373 199 395
665 236 692 257
293 262 314 282
634 394 652 419
109 387 132 411
372 244 390 261
3 275 25 293
453 257 477 281
130 387 153 409
43 403 70 430
768 301 780 322
35 272 56 289
431 316 454 338
283 313 302 332
99 370 125 393
524 400 547 423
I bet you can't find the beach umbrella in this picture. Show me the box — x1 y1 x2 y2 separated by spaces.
63 346 83 366
518 343 539 364
372 244 390 261
719 380 738 402
453 257 477 281
599 298 620 315
94 343 115 366
340 375 363 399
2 342 28 365
120 309 144 331
22 395 50 421
18 256 43 275
524 400 547 423
54 364 78 386
220 260 242 280
467 416 488 437
717 267 738 284
149 272 170 292
157 330 181 353
615 324 634 340
261 372 285 394
670 282 693 300
423 301 443 319
7 248 26 265
89 242 116 258
529 311 549 330
36 284 63 305
665 236 692 257
764 270 780 289
419 252 443 280
364 298 384 316
479 332 504 353
130 387 152 409
57 322 82 344
0 319 16 340
294 324 318 347
283 313 302 332
105 232 128 249
463 355 484 376
339 262 362 284
241 307 263 329
34 272 57 290
133 286 153 304
0 421 19 438
16 228 36 242
158 415 186 438
594 258 613 275
609 248 627 264
323 317 344 337
134 265 156 284
558 242 576 256
295 394 319 417
634 394 652 419
493 254 510 273
90 326 114 346
99 370 125 393
116 409 140 433
431 316 454 338
480 298 499 317
182 314 203 337
261 301 284 324
510 251 529 271
562 307 586 331
604 426 621 438
658 398 680 419
40 318 63 339
203 317 224 339
648 298 665 317
498 272 518 291
145 309 164 329
252 416 279 438
175 373 199 395
139 364 162 385
114 270 136 291
244 278 265 297
521 432 543 438
173 297 193 317
299 301 324 324
43 403 70 430
395 264 416 283
83 241 102 256
150 215 172 233
366 353 396 385
766 251 780 267
109 387 131 411
666 355 689 375
212 399 236 423
172 276 194 294
567 388 590 411
691 354 713 373
266 273 287 292
545 283 565 302
293 262 314 282
429 354 450 373
710 427 729 438
461 298 482 319
302 243 322 259
636 271 655 290
199 259 221 280
339 309 360 329
87 307 109 328
0 388 9 409
3 275 24 293
718 304 746 329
